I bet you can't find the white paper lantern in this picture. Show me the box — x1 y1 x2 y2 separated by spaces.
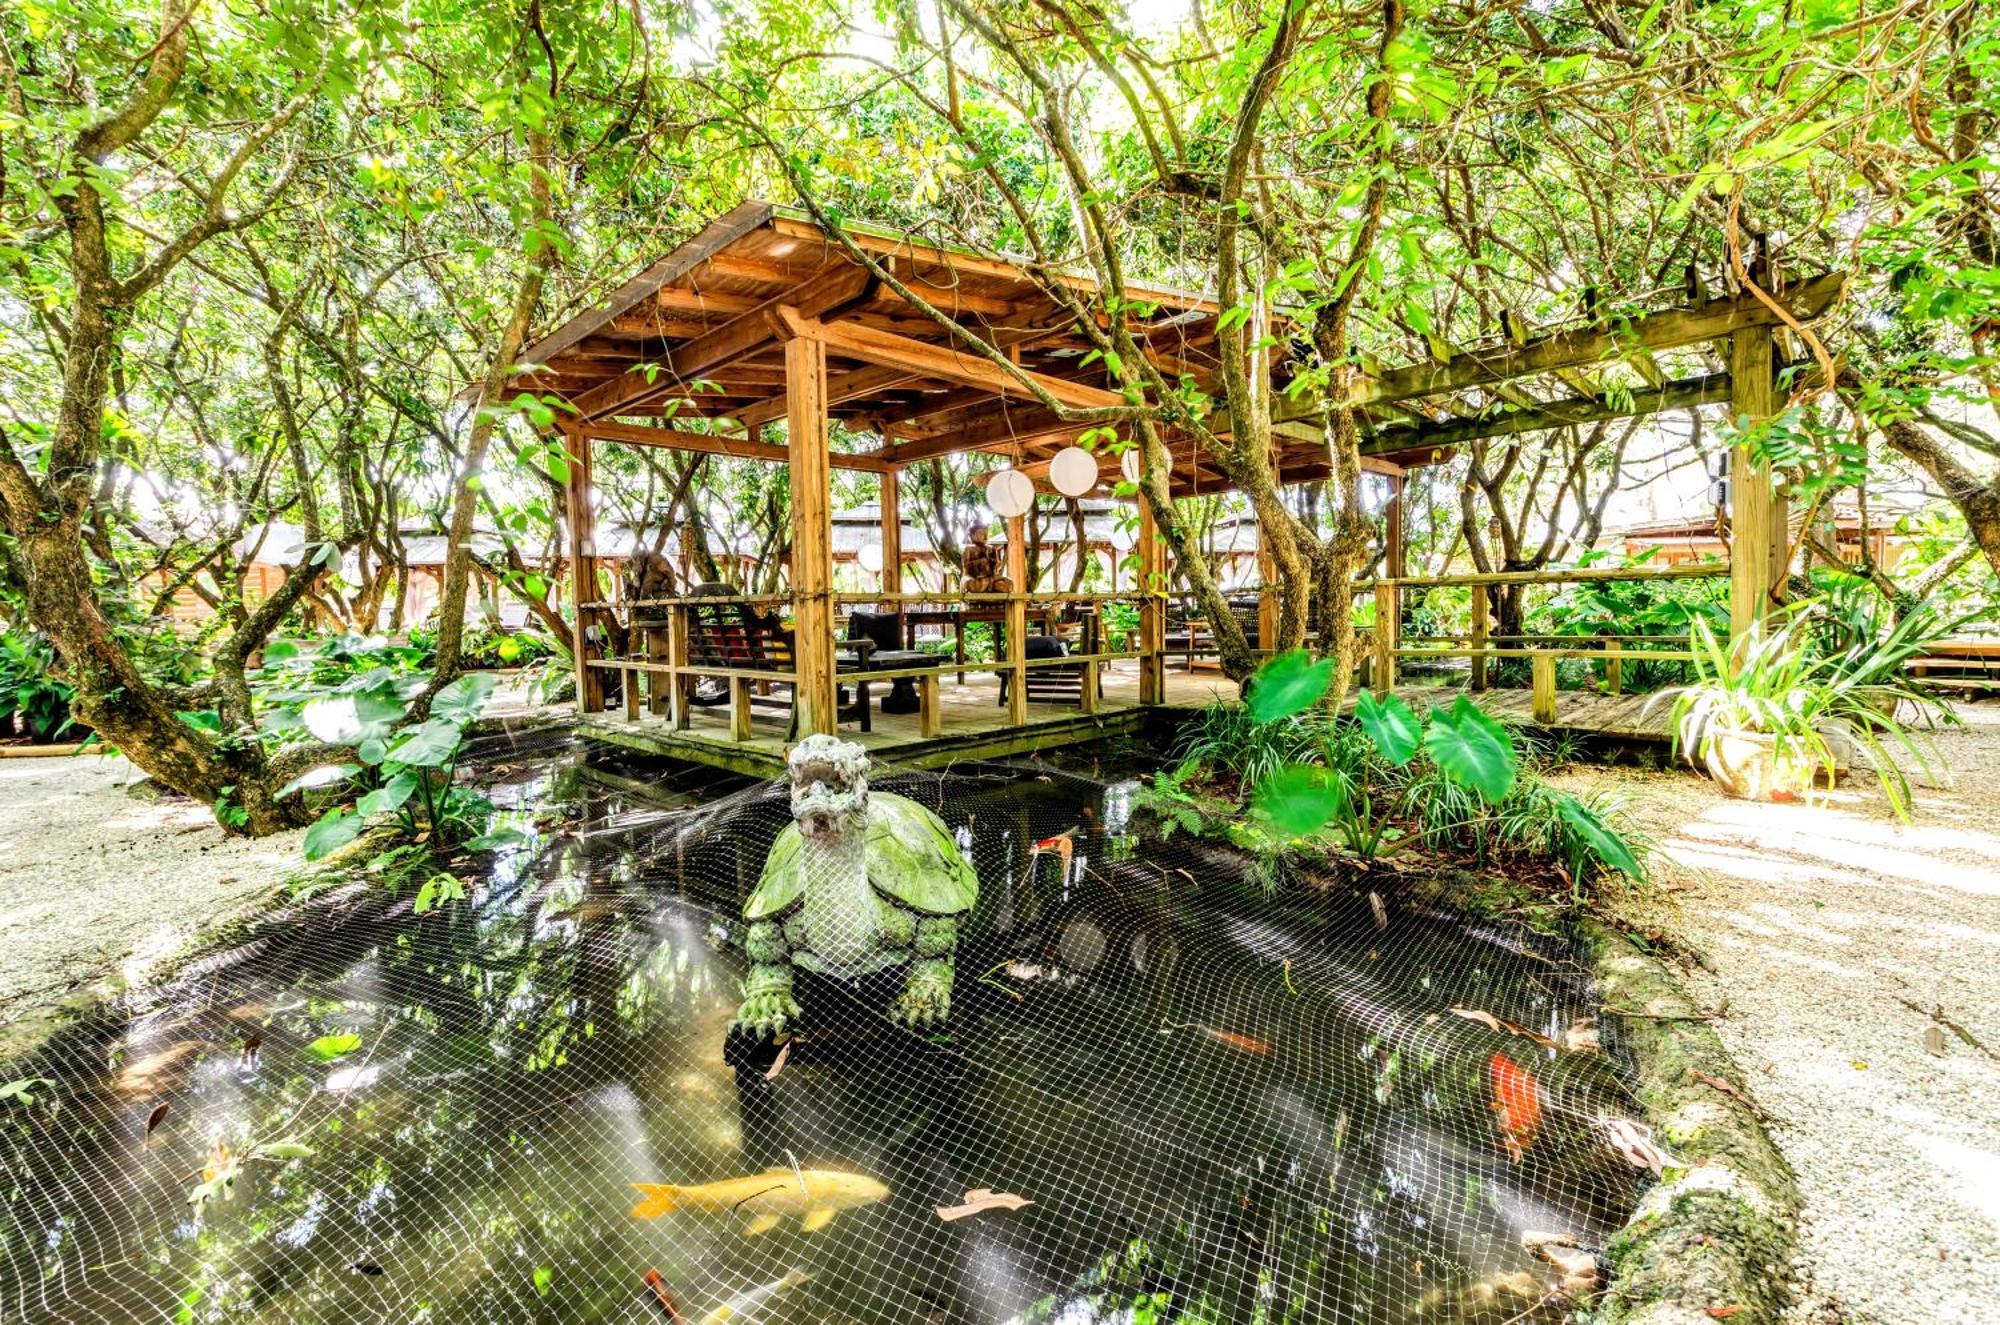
1048 446 1098 498
1120 447 1143 484
986 467 1035 519
856 542 885 574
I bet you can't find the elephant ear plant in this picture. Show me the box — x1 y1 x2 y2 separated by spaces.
1240 651 1644 887
255 638 523 890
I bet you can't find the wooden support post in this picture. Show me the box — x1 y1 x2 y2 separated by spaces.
623 664 640 721
1604 640 1623 694
1385 472 1407 580
918 673 941 738
1257 512 1277 656
646 626 667 716
1372 582 1396 695
786 335 837 737
560 424 603 713
1080 658 1100 715
1005 512 1028 728
728 676 753 741
668 604 691 730
1469 584 1490 692
879 467 903 623
1531 653 1557 723
1138 497 1165 705
1729 326 1779 649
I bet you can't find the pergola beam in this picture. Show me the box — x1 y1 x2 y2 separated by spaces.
1360 372 1734 454
1304 272 1847 413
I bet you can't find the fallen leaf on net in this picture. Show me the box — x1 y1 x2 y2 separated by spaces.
764 1039 792 1081
1369 892 1388 932
1449 1007 1560 1053
1706 1307 1743 1320
1560 1018 1601 1054
145 1102 169 1137
1923 1026 1947 1057
936 1188 1034 1222
1522 1232 1601 1298
1595 1118 1669 1175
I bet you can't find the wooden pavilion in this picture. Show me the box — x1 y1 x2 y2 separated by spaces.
519 200 1844 775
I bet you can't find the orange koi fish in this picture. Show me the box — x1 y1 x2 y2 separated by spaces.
1489 1052 1542 1163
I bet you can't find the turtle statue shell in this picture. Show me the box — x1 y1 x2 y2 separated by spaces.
745 791 978 921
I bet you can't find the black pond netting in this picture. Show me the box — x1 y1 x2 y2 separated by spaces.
0 723 1646 1324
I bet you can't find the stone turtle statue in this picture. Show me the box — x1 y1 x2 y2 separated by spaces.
733 735 979 1037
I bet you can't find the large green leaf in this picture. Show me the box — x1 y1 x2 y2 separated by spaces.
1355 690 1420 766
386 718 464 769
1424 696 1517 803
1251 764 1349 838
304 1032 362 1062
356 771 419 817
1555 795 1646 880
1247 649 1333 724
301 688 407 744
431 671 498 725
302 808 365 861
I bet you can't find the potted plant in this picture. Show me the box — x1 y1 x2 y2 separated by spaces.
1666 608 1951 817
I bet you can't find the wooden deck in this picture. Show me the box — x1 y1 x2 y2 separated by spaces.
579 662 1675 776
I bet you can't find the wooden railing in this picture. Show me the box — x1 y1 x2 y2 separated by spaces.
1363 563 1725 722
578 589 1161 742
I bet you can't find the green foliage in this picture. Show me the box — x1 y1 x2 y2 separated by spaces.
1246 648 1334 723
1212 659 1643 886
1668 605 1957 821
0 629 77 742
256 637 505 862
1527 552 1730 693
1423 696 1517 804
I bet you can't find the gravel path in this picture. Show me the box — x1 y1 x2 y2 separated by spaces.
0 754 301 1059
1558 704 2000 1325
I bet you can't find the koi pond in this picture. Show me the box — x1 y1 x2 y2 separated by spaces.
1 729 1645 1323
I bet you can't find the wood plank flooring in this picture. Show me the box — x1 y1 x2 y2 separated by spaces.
578 662 1673 775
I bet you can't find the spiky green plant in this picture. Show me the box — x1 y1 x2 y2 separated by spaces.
1666 608 1951 820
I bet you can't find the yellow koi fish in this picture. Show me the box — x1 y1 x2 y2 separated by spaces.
630 1168 888 1235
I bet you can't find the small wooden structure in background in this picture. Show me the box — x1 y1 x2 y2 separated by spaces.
513 201 1844 772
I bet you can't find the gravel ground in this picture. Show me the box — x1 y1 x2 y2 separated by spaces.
0 753 301 1058
1557 704 2000 1325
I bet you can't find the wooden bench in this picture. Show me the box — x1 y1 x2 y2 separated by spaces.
684 596 875 738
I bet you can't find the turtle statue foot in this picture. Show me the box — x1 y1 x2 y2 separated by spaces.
733 989 802 1039
890 971 952 1027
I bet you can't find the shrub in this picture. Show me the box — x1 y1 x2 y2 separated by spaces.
0 629 76 743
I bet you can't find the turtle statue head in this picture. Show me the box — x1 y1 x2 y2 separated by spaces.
787 734 871 841
732 737 982 1040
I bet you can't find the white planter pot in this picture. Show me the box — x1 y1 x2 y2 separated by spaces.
1702 730 1817 802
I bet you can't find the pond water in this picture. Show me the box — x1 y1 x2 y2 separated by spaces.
0 730 1643 1323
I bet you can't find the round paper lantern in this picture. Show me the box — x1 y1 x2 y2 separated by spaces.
986 467 1035 519
1120 447 1143 484
1048 445 1098 498
856 542 885 574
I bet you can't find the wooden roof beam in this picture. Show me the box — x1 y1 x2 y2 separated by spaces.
773 307 1124 411
573 262 877 421
582 420 892 472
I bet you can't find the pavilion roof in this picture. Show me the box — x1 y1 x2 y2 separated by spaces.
518 200 1846 498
